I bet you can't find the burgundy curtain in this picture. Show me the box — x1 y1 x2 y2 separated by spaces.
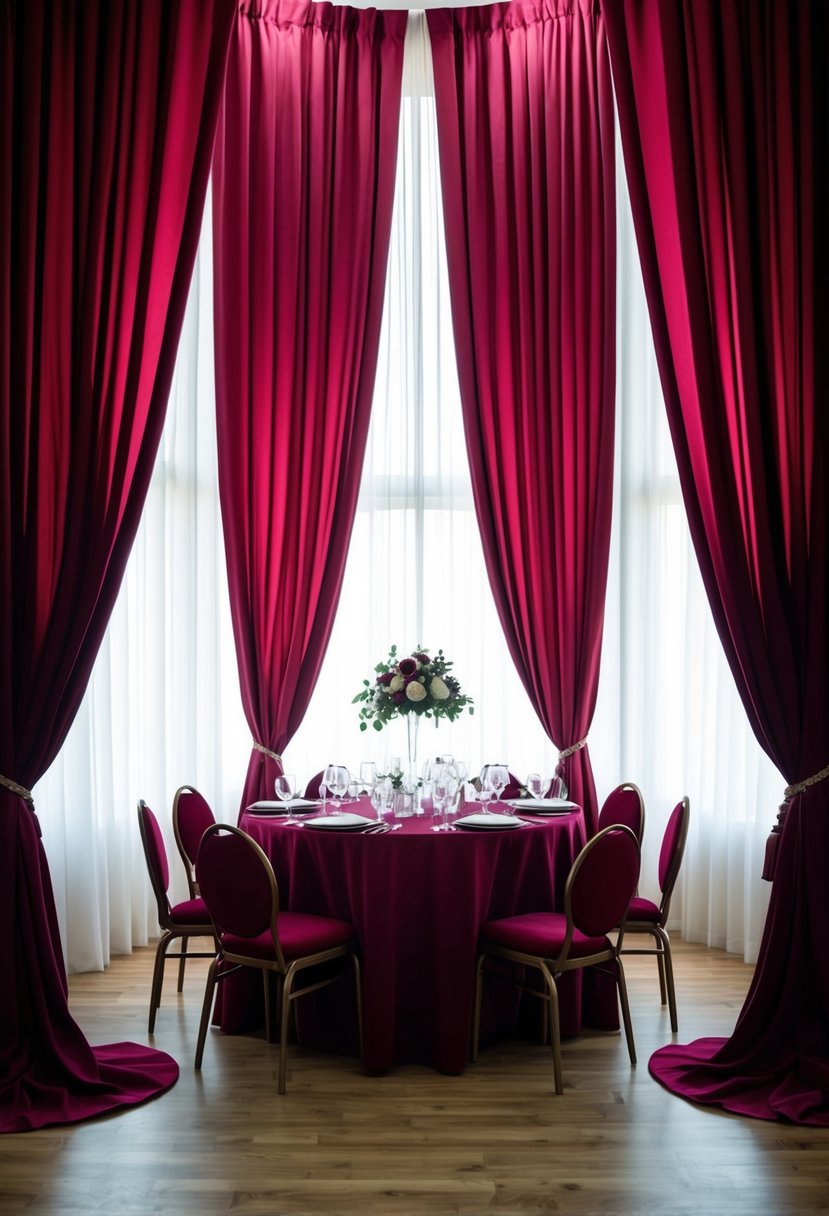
0 0 235 1132
427 0 616 836
212 0 407 810
605 0 829 1123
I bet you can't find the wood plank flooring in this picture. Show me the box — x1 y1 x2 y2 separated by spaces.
2 940 828 1215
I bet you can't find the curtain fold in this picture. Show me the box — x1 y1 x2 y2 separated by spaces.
426 0 616 836
212 0 407 811
0 0 235 1132
605 0 829 1124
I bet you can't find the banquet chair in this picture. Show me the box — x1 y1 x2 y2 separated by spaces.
620 797 690 1032
597 782 646 843
195 823 363 1094
136 801 215 1033
172 784 216 898
304 770 325 799
472 824 641 1095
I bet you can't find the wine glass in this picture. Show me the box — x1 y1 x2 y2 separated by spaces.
431 765 459 832
526 772 547 801
478 765 497 814
275 772 297 823
489 764 509 809
324 764 349 812
360 761 377 798
371 775 393 821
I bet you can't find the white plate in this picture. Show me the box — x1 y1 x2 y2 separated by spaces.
503 798 578 815
246 798 321 815
303 812 375 831
454 812 523 830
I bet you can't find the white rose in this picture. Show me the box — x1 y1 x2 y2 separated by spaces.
430 676 450 700
406 681 427 702
389 673 405 693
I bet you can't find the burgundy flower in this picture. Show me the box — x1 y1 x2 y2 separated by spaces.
377 671 393 685
393 691 406 704
398 657 418 677
415 652 430 664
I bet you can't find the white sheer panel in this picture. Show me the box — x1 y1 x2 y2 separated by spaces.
34 195 249 972
36 13 776 974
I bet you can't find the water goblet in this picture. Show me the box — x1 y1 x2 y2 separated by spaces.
360 761 377 798
324 764 349 812
431 765 459 832
275 772 297 823
527 772 547 800
489 764 509 809
550 772 569 800
478 765 497 815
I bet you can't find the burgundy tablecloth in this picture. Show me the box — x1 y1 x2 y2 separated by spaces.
219 803 613 1073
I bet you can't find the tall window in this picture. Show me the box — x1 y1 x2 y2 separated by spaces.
36 13 775 973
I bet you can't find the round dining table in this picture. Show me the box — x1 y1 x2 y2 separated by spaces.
219 801 615 1074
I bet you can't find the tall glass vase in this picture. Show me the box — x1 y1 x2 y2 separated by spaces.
406 712 420 773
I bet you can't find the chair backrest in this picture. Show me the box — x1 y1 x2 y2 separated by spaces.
656 797 690 923
565 824 641 940
597 782 645 843
196 824 285 966
172 785 216 892
305 770 325 799
137 801 171 927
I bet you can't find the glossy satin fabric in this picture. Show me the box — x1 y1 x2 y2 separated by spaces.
0 0 236 1131
427 0 617 836
211 1 407 812
605 0 829 1124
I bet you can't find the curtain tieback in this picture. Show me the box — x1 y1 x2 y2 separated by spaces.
252 740 283 765
762 762 829 882
0 773 34 804
558 737 588 762
784 762 829 801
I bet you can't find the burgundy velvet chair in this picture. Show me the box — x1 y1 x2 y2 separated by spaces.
172 784 216 899
136 801 215 1033
620 797 690 1032
472 824 641 1095
195 823 363 1094
597 781 646 843
304 770 325 799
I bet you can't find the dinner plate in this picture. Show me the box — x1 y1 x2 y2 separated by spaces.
246 798 321 815
503 798 578 815
454 812 523 831
303 812 375 831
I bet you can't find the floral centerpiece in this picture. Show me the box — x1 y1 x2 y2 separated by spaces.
354 645 474 732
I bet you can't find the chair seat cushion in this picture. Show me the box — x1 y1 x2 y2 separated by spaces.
169 897 212 926
626 896 661 924
481 912 610 959
222 912 355 962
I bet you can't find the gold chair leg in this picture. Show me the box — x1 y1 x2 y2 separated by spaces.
615 957 637 1066
177 935 189 992
657 928 678 1032
278 967 297 1095
352 955 364 1063
194 957 220 1069
539 966 563 1095
148 932 171 1034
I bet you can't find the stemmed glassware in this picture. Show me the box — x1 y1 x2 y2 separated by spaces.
550 771 569 800
431 764 459 832
479 764 508 813
526 772 547 800
360 761 377 799
275 772 297 824
323 764 350 812
371 775 394 821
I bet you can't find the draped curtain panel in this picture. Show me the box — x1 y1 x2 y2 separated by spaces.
0 0 235 1132
426 0 617 836
605 0 829 1123
212 0 407 811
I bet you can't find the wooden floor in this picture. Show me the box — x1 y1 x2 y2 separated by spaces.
2 940 827 1215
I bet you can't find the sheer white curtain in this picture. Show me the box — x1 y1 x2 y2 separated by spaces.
36 11 775 974
606 122 775 961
